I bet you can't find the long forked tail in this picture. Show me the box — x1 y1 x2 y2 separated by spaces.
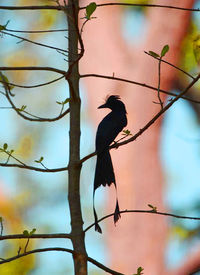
93 149 121 233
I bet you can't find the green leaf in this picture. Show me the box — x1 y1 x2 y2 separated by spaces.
35 156 44 163
148 204 157 212
23 230 30 237
3 143 8 150
86 2 97 19
161 44 169 57
0 72 14 90
133 267 144 275
0 217 2 222
17 105 27 112
63 98 70 104
122 129 132 136
30 228 36 235
148 51 160 58
56 101 62 105
0 20 10 31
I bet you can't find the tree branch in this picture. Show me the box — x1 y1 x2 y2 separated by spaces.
80 3 200 12
84 209 200 233
2 31 69 54
0 163 68 173
0 5 64 11
80 74 200 104
6 28 68 34
0 76 65 89
0 233 71 240
0 66 66 75
0 247 124 275
144 51 195 79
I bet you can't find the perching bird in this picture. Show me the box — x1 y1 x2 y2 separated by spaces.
93 95 127 233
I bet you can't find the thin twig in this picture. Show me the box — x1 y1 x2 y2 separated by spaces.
1 31 69 54
80 3 200 12
0 247 124 275
84 209 200 233
80 74 200 104
156 57 164 109
1 74 70 122
0 163 68 172
0 233 71 240
6 28 68 34
144 51 195 79
0 66 67 75
0 76 64 89
0 5 64 11
24 238 29 253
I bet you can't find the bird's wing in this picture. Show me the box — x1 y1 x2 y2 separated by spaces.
95 113 125 151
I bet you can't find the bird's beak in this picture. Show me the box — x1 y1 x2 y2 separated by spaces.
98 103 107 109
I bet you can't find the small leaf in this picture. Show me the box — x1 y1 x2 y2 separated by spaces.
0 25 6 31
23 230 29 237
133 267 144 275
0 72 14 90
149 51 160 58
86 2 97 19
148 204 157 212
0 20 10 31
35 156 44 163
0 217 2 222
63 98 70 105
3 143 8 150
122 129 132 136
30 228 36 235
161 44 169 57
17 105 27 112
56 101 62 105
9 149 14 155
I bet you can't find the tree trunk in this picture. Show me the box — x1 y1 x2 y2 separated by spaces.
67 1 87 274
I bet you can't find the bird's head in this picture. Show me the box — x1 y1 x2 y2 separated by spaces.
98 95 127 113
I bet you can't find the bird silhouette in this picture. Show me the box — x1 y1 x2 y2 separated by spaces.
93 95 127 233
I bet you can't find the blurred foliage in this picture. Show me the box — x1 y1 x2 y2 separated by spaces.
180 23 198 73
0 194 35 274
5 51 38 83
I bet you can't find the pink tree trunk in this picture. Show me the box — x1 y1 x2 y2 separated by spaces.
80 0 194 274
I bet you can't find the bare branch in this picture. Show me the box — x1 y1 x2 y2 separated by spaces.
84 209 200 233
156 58 164 109
0 73 70 122
0 66 66 75
0 163 68 173
6 28 68 34
84 209 200 232
2 31 69 54
0 233 71 240
0 76 64 89
80 74 200 104
0 247 124 275
144 51 195 79
80 3 200 12
0 5 64 11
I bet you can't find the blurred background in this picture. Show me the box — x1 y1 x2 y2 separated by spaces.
1 0 200 274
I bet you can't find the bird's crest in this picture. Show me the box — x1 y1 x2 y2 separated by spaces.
105 95 121 102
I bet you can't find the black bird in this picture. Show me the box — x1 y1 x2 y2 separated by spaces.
93 95 127 233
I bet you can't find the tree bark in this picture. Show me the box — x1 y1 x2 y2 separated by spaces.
67 1 87 274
